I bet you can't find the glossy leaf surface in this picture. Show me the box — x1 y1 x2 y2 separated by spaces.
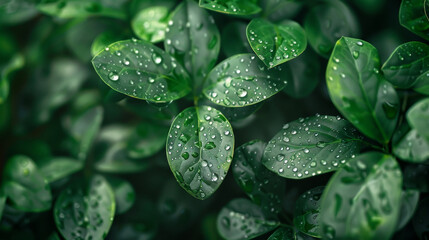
399 0 429 41
132 6 169 43
414 70 429 95
166 106 234 200
247 18 307 68
393 129 429 163
199 0 261 15
320 152 402 240
407 98 429 142
92 39 191 103
263 115 363 179
293 186 324 238
326 37 399 144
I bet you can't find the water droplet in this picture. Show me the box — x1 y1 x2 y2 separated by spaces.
382 102 398 119
204 142 216 149
237 88 247 98
152 53 163 64
108 72 119 81
181 152 189 160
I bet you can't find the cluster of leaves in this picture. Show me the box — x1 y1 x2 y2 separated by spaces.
1 0 429 239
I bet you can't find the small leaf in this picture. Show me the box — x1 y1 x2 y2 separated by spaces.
164 0 220 90
326 37 399 144
203 53 291 107
320 152 402 240
404 164 429 192
54 175 115 240
106 176 135 215
412 197 429 239
399 0 429 41
166 106 234 200
92 39 191 103
293 186 324 238
232 140 285 215
414 70 429 95
382 41 429 88
222 21 253 58
39 157 83 183
393 129 429 163
199 0 261 16
304 0 359 58
126 122 169 159
263 115 363 179
407 98 429 142
132 6 169 43
3 155 52 212
217 198 280 240
247 18 307 68
397 189 419 231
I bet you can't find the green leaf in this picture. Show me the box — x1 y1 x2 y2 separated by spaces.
407 98 429 142
3 155 52 212
293 186 324 238
326 37 399 144
126 122 169 159
37 0 127 19
217 198 280 240
232 140 285 215
39 157 84 183
282 49 320 98
263 115 363 179
106 176 135 214
267 226 315 240
397 190 419 231
414 70 429 95
164 0 220 90
199 0 261 16
412 197 429 239
0 0 38 25
221 21 253 58
399 0 429 41
0 54 25 104
92 39 191 103
203 53 291 107
166 106 234 200
91 31 127 57
65 106 104 160
319 152 402 240
304 0 359 58
393 129 429 163
132 6 169 43
54 175 115 240
381 41 429 88
247 18 307 68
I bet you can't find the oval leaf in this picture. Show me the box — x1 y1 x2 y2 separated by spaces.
217 198 280 240
166 106 234 200
54 175 115 240
132 6 169 43
232 140 285 215
263 115 363 179
407 98 429 142
3 155 52 212
293 186 324 238
320 152 402 240
203 53 291 107
106 176 135 215
165 0 220 89
382 41 429 88
393 129 429 163
92 39 191 103
399 0 429 41
39 157 83 183
199 0 261 15
326 37 399 144
247 18 307 68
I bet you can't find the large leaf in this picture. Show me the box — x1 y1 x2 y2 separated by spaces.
263 115 363 179
397 190 419 231
217 198 280 240
414 70 429 95
92 39 192 103
2 155 52 212
304 0 359 58
381 42 429 88
319 152 402 240
132 6 169 43
407 98 429 142
203 53 291 107
166 106 234 200
164 0 220 90
247 18 307 68
199 0 261 16
326 37 399 144
412 197 429 240
39 157 84 183
399 0 429 41
293 186 324 238
232 140 285 215
54 175 115 240
393 129 429 163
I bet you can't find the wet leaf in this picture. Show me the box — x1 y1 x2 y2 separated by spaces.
247 18 307 68
326 37 399 144
203 53 291 107
407 98 429 142
399 0 429 41
217 198 280 240
393 129 429 163
293 186 324 238
132 6 169 43
92 39 192 103
39 157 83 183
166 106 234 200
106 176 135 214
414 69 429 95
263 115 363 179
320 152 402 240
199 0 261 16
91 31 127 57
